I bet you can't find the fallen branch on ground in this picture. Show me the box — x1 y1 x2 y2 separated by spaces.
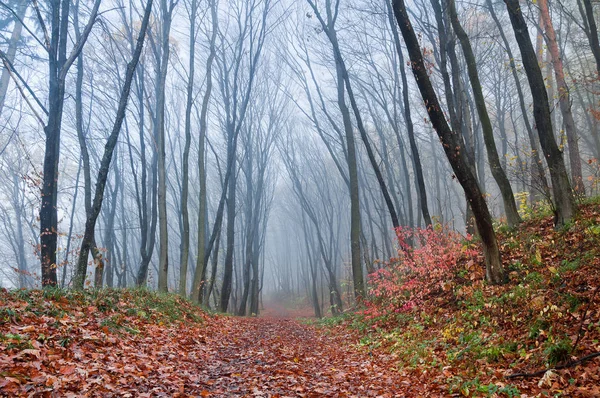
506 352 600 379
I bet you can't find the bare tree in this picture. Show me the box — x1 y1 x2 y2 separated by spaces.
38 0 101 286
504 0 576 226
448 0 521 227
392 0 505 284
74 0 153 290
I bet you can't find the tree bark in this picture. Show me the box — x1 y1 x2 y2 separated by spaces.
73 0 104 288
306 0 364 299
74 0 153 290
538 0 585 196
504 0 576 227
392 0 505 284
191 0 218 303
40 0 101 287
179 0 198 296
156 0 176 293
0 0 27 116
485 0 551 203
385 0 432 226
448 0 521 227
580 0 600 76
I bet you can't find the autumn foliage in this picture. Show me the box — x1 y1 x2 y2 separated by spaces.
2 203 600 396
364 226 478 324
0 288 422 396
344 201 600 396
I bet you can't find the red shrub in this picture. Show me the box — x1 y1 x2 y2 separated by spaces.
362 226 478 324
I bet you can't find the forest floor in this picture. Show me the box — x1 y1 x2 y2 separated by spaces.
1 201 600 397
0 288 418 397
311 200 600 397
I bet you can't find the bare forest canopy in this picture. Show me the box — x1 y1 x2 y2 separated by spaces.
0 0 599 316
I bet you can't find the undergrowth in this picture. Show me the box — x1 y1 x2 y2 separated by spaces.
1 288 206 335
315 201 600 397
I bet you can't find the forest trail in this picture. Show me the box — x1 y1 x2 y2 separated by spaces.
198 315 414 397
0 290 428 397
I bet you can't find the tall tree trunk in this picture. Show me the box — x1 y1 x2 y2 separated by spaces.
392 0 505 284
191 0 218 302
485 0 551 203
61 158 82 287
103 164 120 288
40 0 100 287
13 174 28 288
135 69 159 286
238 149 254 316
448 0 521 227
179 0 198 296
385 0 432 226
538 0 585 196
40 0 71 287
206 228 221 306
249 236 260 316
306 0 364 298
74 1 104 288
220 131 237 312
74 0 153 289
156 0 176 292
579 0 600 76
504 0 576 226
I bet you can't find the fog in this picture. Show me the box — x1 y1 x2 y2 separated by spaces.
0 0 598 316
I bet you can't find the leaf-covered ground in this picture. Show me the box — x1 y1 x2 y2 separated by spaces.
323 200 600 397
2 202 600 397
0 289 419 397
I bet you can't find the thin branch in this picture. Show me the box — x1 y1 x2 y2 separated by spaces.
1 59 45 126
59 0 102 82
507 352 600 379
0 0 47 50
0 50 49 115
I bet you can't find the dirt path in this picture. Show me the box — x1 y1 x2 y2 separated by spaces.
0 295 429 397
196 316 415 397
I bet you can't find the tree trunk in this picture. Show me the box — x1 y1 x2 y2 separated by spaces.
392 0 505 284
40 0 100 287
485 0 551 203
0 0 27 116
306 0 364 299
504 0 576 227
40 0 71 287
74 0 153 289
538 0 585 196
73 2 104 289
220 133 237 312
580 0 600 76
190 0 218 303
61 158 82 287
179 0 198 296
156 0 176 293
449 0 521 227
385 0 432 226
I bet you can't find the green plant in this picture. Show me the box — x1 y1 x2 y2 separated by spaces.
42 287 69 301
0 307 18 324
544 339 572 365
507 260 524 272
529 318 550 339
563 293 581 312
559 259 580 274
481 345 503 362
524 271 543 286
1 333 33 350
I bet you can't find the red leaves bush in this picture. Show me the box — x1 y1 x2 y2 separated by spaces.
362 226 478 325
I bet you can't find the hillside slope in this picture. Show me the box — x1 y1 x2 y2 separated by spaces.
325 201 600 397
